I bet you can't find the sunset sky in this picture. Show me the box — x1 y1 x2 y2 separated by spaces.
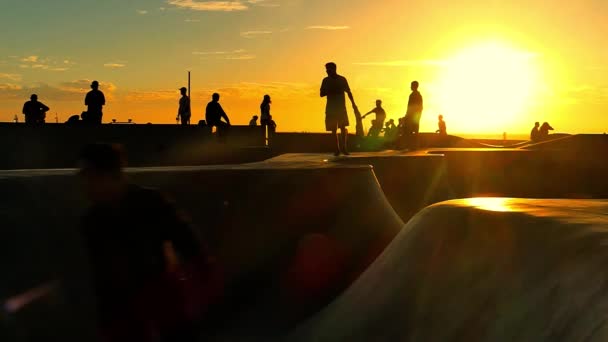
0 0 606 136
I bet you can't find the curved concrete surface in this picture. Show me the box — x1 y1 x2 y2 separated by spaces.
287 198 608 342
0 157 404 340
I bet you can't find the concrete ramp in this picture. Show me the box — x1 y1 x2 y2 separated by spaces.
287 198 608 342
0 158 404 340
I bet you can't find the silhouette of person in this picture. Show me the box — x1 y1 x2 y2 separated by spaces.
78 143 216 341
22 94 49 124
177 87 191 126
205 93 231 135
321 62 357 156
268 115 277 135
249 115 259 126
260 94 272 127
404 81 423 134
363 100 386 137
539 122 554 140
84 81 106 125
530 122 540 142
436 114 447 135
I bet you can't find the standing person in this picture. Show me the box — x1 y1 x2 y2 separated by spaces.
177 87 191 126
260 95 272 127
22 94 49 124
362 100 386 137
78 143 221 341
320 62 358 156
436 114 447 136
404 81 423 134
205 93 231 134
530 122 540 142
84 81 106 125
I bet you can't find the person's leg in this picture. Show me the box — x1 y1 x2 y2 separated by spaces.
332 129 340 156
340 126 349 155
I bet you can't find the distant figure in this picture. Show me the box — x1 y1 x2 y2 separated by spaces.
321 62 358 156
539 122 554 140
78 143 219 341
249 115 259 126
84 81 106 125
22 94 49 124
177 87 191 126
404 81 423 134
436 114 447 135
363 100 386 138
530 122 540 142
260 95 272 127
65 114 81 125
205 93 231 134
268 115 277 134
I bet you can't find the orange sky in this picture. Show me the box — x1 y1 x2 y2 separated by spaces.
1 0 607 136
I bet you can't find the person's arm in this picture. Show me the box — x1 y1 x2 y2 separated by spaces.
219 104 230 125
156 193 202 264
320 79 327 97
22 102 27 115
101 92 106 106
344 78 356 108
40 102 49 112
84 93 89 106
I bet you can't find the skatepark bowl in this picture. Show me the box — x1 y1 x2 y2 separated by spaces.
1 133 608 341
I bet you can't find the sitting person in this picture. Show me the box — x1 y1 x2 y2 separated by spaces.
436 115 447 136
530 122 540 142
249 115 258 126
539 122 554 140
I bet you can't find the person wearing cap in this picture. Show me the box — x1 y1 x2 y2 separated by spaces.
22 94 49 124
177 87 191 125
84 80 106 125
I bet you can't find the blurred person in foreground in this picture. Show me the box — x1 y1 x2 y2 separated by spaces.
78 143 222 342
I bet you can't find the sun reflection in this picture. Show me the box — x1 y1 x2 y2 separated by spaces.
467 198 515 212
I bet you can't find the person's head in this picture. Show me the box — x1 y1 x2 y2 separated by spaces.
180 87 187 96
30 94 38 101
78 143 127 203
376 99 382 107
91 81 99 90
263 94 271 104
411 81 419 91
534 122 540 127
325 62 337 76
438 114 443 121
212 93 220 102
253 115 258 120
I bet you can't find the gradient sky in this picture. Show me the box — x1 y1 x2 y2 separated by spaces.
0 0 606 135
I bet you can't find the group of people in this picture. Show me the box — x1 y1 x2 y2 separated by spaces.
320 62 432 154
177 88 277 134
22 81 106 125
530 121 555 142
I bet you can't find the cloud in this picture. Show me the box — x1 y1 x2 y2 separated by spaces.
124 89 177 102
167 0 249 11
21 56 39 63
136 9 148 15
0 73 22 82
224 54 255 60
15 55 73 71
104 63 127 69
192 49 245 55
306 25 350 30
0 80 117 101
353 59 447 67
240 30 272 38
167 0 277 11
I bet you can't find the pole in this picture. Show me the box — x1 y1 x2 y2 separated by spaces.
187 71 191 125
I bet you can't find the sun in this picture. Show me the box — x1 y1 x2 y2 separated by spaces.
434 41 541 134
